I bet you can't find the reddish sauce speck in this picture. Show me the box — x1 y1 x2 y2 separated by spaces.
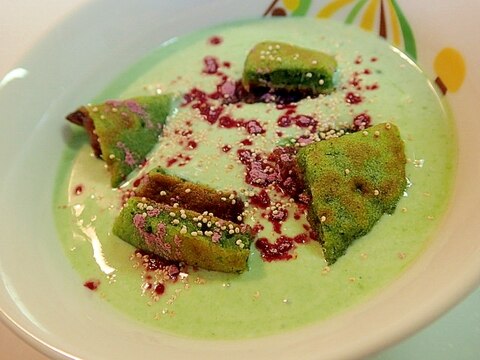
237 148 254 165
133 250 185 299
135 250 182 278
132 175 145 188
166 154 192 168
255 236 295 261
183 88 223 124
237 146 308 202
178 155 192 167
139 158 148 168
221 145 232 153
244 119 265 135
353 113 372 130
202 56 220 74
204 106 223 124
166 158 177 167
345 92 363 104
84 279 100 291
267 147 307 201
240 139 253 146
276 103 298 111
294 114 316 128
209 36 223 45
187 140 198 149
277 113 317 129
219 115 241 128
252 223 265 235
277 115 292 127
270 218 283 234
249 189 271 209
154 283 165 295
74 185 84 195
293 233 309 244
255 232 311 262
176 129 193 137
267 208 288 234
183 87 207 105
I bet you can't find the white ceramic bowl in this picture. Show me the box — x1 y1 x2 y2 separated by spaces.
1 1 479 359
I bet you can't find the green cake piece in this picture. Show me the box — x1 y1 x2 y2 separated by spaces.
135 166 245 223
66 95 174 187
113 197 253 273
296 123 407 264
242 41 337 95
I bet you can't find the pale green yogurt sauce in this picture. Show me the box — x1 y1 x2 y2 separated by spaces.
54 18 456 339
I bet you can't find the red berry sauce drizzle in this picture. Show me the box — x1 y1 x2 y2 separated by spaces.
182 44 381 262
74 184 84 196
123 42 380 266
343 54 380 130
83 279 100 291
132 249 186 300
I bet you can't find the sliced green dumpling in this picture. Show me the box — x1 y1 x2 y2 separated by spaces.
113 197 253 273
296 123 407 264
66 95 174 187
242 41 337 95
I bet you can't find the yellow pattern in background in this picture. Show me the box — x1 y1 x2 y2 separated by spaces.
434 48 466 93
360 0 379 31
265 0 467 93
283 0 300 10
316 0 355 18
387 0 401 46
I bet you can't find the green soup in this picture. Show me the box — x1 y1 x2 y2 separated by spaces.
54 18 456 339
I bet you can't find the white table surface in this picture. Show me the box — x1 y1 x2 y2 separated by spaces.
1 1 479 359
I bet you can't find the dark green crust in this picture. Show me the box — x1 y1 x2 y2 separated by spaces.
113 197 253 273
67 95 174 187
242 41 337 95
296 123 407 264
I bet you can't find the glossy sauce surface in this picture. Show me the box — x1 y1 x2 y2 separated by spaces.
54 18 456 339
